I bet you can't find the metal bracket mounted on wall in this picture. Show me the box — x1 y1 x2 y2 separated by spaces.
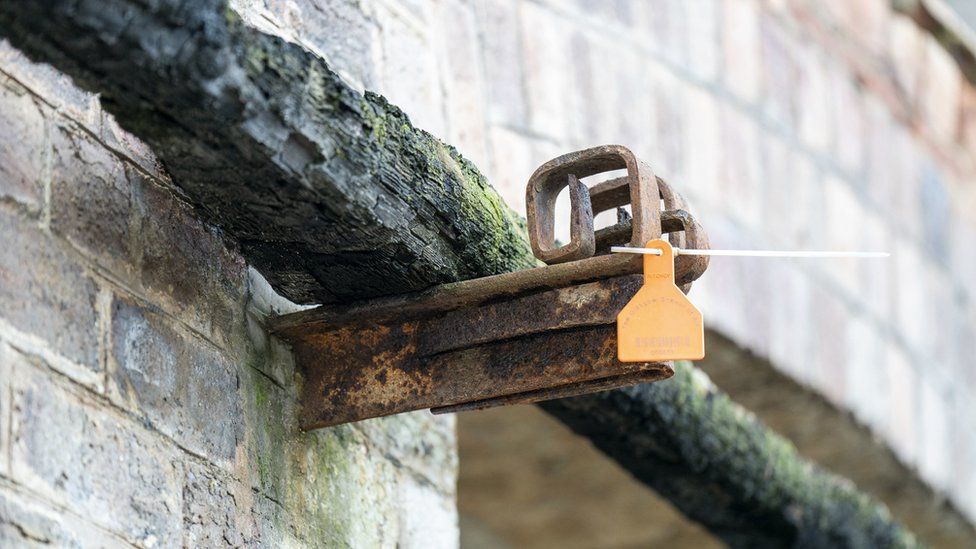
269 145 709 430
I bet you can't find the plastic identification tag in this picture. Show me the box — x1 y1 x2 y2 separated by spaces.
617 239 705 362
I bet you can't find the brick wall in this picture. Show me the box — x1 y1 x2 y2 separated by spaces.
231 0 976 525
0 36 457 548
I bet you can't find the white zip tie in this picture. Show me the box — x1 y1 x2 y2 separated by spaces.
610 246 890 258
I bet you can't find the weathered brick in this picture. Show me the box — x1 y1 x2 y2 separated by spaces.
858 208 893 321
884 346 918 466
0 78 47 212
722 0 761 102
109 296 243 467
183 461 261 547
437 0 490 169
643 0 688 67
918 35 962 143
0 42 99 128
845 0 890 54
891 239 933 356
650 67 688 185
472 0 528 127
395 470 459 548
759 15 800 130
49 122 135 276
828 62 867 176
518 1 571 140
822 175 863 295
812 286 848 405
0 487 129 547
718 105 763 229
356 412 458 494
684 85 721 203
486 126 534 214
760 134 794 242
133 175 247 349
918 375 952 491
960 84 976 155
685 0 720 81
888 14 925 105
257 0 380 91
843 314 886 430
0 344 9 476
887 14 925 102
917 164 951 265
375 4 446 138
8 350 183 545
767 265 814 384
0 206 100 385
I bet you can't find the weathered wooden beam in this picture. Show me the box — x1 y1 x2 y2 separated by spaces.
0 0 535 304
0 1 924 546
541 364 920 548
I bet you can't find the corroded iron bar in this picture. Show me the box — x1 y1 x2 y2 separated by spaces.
273 274 672 429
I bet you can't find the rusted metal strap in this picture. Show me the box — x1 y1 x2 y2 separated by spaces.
271 145 710 429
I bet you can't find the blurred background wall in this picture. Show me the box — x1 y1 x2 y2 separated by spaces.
229 0 976 544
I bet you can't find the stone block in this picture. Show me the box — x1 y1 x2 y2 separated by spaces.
0 78 47 213
684 85 721 204
376 4 446 138
518 1 571 140
919 35 962 144
183 461 261 547
797 43 832 153
395 470 459 548
109 296 243 467
0 487 128 547
918 375 951 492
719 104 763 230
0 42 99 128
356 412 458 495
486 126 533 214
722 0 761 103
685 0 720 81
828 62 867 176
843 313 887 430
917 165 950 265
892 239 934 356
49 122 135 276
822 175 863 295
259 0 379 91
472 0 528 127
759 14 800 130
133 175 247 350
8 350 183 545
884 346 918 466
0 206 101 386
888 14 924 102
650 66 688 185
437 0 490 169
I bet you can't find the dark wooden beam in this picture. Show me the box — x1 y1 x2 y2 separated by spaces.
0 1 923 546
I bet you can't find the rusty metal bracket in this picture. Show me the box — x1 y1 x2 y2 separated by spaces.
270 145 710 429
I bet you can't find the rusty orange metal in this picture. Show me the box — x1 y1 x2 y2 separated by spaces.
270 145 710 429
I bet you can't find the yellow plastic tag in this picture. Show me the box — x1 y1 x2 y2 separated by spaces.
617 239 705 362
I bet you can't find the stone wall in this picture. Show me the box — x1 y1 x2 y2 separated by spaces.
230 0 976 525
0 34 457 549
